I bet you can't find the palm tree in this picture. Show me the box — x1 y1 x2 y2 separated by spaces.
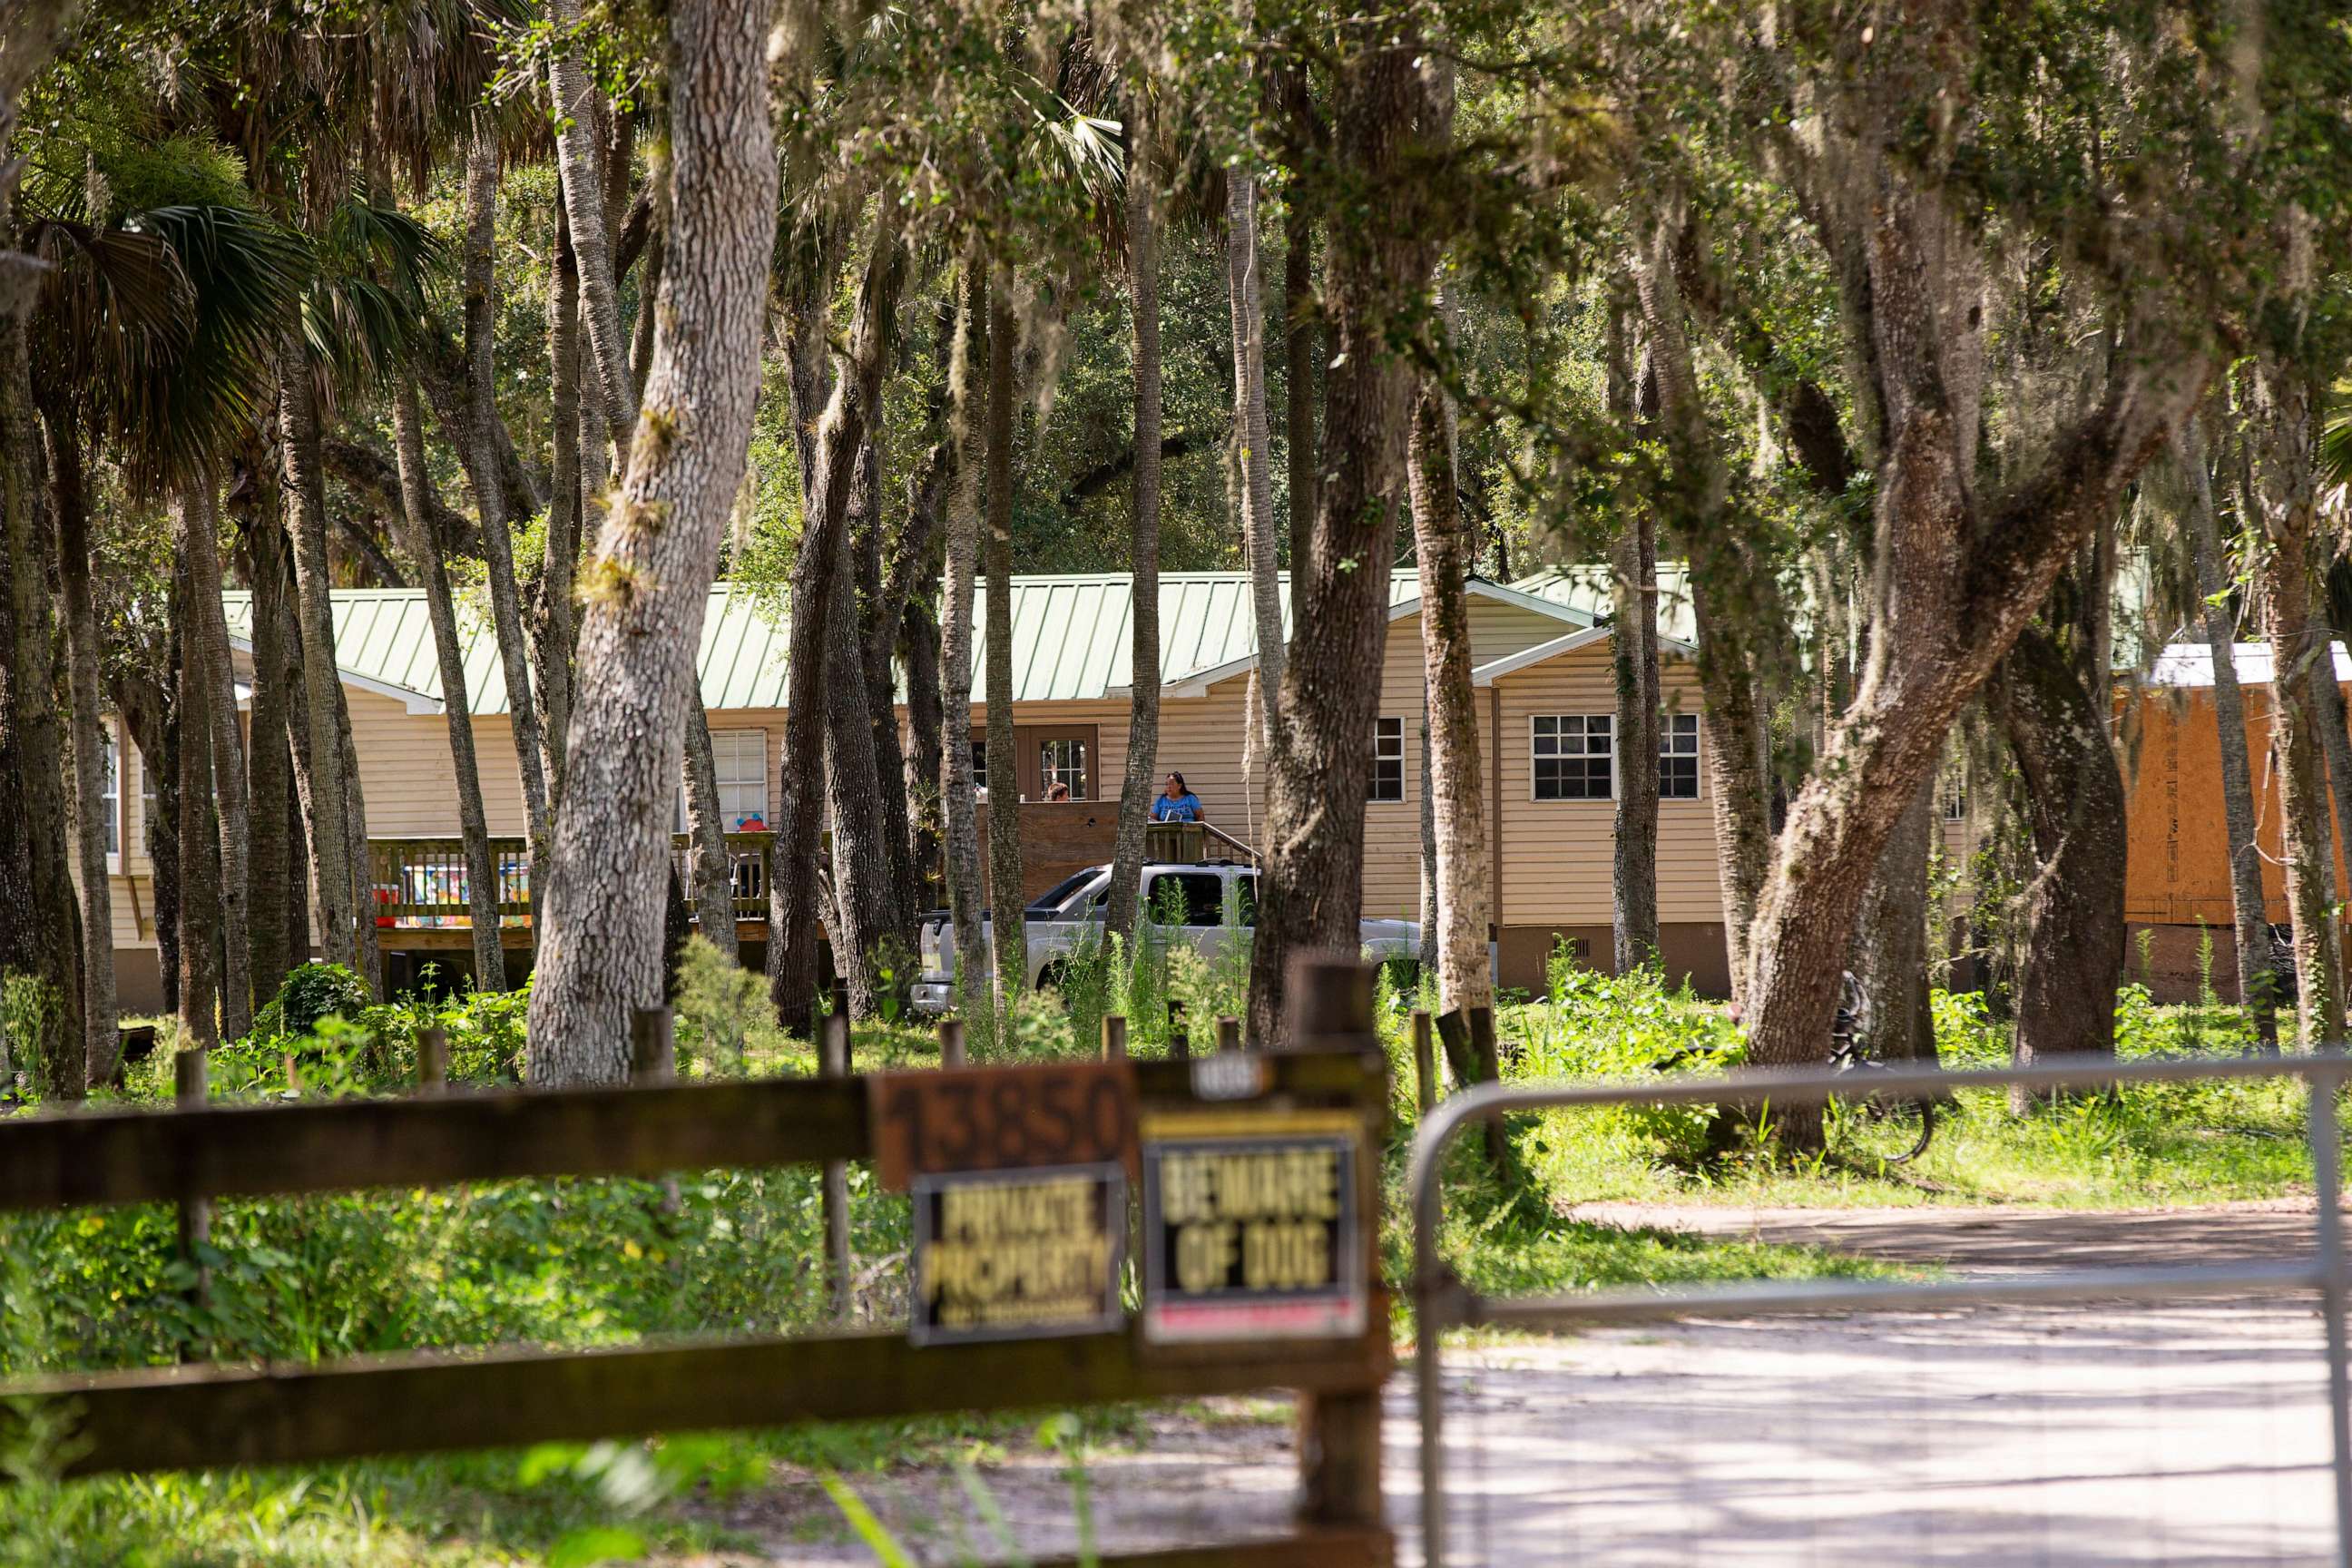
24 156 308 1063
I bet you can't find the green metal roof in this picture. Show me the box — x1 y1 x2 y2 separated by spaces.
221 570 1592 715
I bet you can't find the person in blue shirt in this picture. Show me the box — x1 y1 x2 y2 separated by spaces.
1151 771 1204 822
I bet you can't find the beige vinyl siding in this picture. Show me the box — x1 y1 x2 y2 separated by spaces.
1493 643 1722 926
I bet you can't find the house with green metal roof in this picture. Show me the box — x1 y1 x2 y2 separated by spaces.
97 570 1749 1007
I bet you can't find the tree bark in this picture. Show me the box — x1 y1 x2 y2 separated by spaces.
901 596 945 891
1603 290 1661 973
279 345 362 980
867 409 946 940
1627 216 1776 1003
681 692 739 965
1849 776 1940 1063
1228 138 1284 747
1108 84 1163 945
537 196 583 803
936 265 988 1011
2253 360 2343 1048
1 311 83 1093
1246 25 1439 1048
2183 425 2278 1048
527 0 777 1083
182 485 252 1040
1994 622 2127 1073
1283 196 1317 577
462 124 554 868
983 280 1024 1023
1407 363 1491 1013
236 453 297 1005
768 226 905 1030
825 492 897 1013
391 382 508 995
39 402 117 1078
1741 153 2207 1119
170 502 220 1053
546 0 638 459
847 436 916 952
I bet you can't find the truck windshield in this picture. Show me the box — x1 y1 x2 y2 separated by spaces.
1025 869 1102 915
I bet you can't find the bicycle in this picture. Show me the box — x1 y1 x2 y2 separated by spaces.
1823 971 1936 1165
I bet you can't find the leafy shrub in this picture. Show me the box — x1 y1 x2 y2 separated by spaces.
276 962 370 1036
672 936 774 1078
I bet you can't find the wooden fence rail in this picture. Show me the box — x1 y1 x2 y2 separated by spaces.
0 960 1394 1565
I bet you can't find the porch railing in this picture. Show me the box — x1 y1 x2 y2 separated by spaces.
367 832 776 928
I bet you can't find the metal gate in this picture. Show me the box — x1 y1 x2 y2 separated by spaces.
1407 1052 2352 1568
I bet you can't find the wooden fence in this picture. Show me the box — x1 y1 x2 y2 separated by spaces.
0 959 1394 1567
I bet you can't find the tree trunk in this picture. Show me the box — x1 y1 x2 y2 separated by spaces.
1107 84 1163 945
1994 623 2127 1072
2254 361 2343 1048
538 197 582 803
1604 293 1661 973
1627 217 1776 1003
1 312 83 1094
768 227 906 1030
901 597 945 891
867 416 946 941
462 127 555 876
276 584 319 972
2305 626 2352 987
847 436 916 953
182 485 252 1040
983 280 1024 1023
545 0 637 458
1849 776 1940 1063
1246 25 1438 1048
1740 154 2207 1120
825 500 896 1013
2184 426 2278 1048
171 502 220 1052
526 0 776 1083
1283 195 1317 577
681 692 740 965
1228 149 1284 747
936 265 988 1009
391 382 508 995
236 454 297 1006
279 345 362 980
39 402 117 1078
1407 364 1491 1013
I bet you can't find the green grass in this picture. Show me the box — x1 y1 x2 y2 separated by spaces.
1 945 2296 1563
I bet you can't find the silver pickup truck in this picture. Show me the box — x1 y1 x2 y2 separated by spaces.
911 860 1421 1014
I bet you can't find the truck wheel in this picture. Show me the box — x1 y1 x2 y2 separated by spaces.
1035 962 1066 994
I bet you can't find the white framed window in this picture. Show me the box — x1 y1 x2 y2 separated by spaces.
677 730 769 832
102 723 122 865
1533 714 1612 801
1661 712 1700 800
1369 717 1405 802
1942 779 1966 822
1039 736 1088 800
971 739 988 794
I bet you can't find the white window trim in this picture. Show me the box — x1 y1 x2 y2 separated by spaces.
1530 712 1616 803
1369 716 1406 804
677 728 771 834
103 719 123 876
1660 711 1705 804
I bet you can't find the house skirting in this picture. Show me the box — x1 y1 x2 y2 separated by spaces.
1497 922 1731 999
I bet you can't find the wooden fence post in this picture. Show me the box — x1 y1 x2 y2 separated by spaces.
1285 956 1384 1531
937 1018 965 1069
820 1007 852 1322
175 1050 211 1336
1216 1015 1241 1054
1102 1014 1127 1063
416 1025 448 1098
631 1009 681 1215
630 1008 676 1083
1411 1010 1436 1116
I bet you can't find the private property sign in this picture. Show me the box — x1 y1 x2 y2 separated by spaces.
1138 1111 1367 1344
909 1163 1125 1345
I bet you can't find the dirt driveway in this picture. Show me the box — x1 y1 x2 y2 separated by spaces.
712 1200 2341 1565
